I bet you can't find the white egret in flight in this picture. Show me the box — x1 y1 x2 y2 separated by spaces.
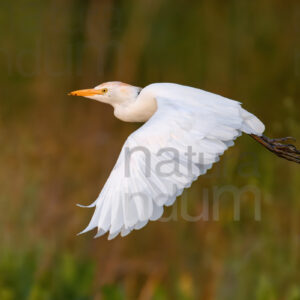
69 82 300 239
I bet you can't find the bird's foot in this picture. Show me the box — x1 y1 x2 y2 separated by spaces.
262 136 296 144
250 134 300 164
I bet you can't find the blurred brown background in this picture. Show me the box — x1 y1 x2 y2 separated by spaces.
0 0 300 299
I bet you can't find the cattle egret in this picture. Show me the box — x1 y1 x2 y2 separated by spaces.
69 82 300 239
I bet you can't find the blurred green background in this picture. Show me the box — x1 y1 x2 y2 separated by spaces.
0 0 300 299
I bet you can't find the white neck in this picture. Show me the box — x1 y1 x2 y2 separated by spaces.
113 89 157 122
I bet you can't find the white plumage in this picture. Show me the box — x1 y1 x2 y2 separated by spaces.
69 82 265 239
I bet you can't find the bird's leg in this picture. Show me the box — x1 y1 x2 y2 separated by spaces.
249 134 300 164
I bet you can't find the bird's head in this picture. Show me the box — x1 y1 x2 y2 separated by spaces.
68 81 142 106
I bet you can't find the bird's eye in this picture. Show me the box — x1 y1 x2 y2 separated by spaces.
102 88 108 93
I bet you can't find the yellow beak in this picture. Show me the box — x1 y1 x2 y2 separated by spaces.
68 89 104 97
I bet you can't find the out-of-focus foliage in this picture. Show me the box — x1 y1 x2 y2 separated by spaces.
0 0 299 299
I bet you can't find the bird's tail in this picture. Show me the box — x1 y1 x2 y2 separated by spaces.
240 108 265 135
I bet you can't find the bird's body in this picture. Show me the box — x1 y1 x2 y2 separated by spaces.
69 82 300 239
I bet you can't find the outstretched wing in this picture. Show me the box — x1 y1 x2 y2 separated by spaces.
80 83 265 239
